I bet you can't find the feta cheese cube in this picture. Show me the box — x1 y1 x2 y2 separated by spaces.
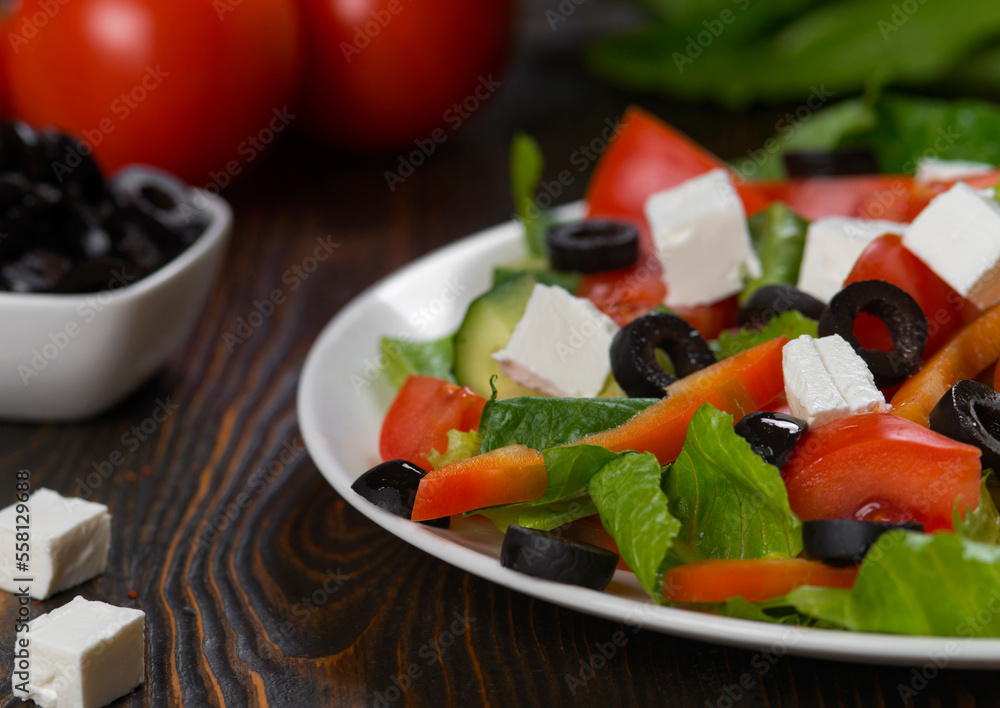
644 168 761 307
13 596 145 708
0 489 110 600
903 182 1000 309
492 283 618 397
783 334 885 428
915 158 994 185
796 217 903 303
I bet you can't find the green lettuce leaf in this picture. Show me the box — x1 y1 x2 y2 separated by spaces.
711 311 817 360
479 396 656 453
741 203 809 301
477 497 597 532
426 429 483 469
956 474 1000 545
510 133 550 258
380 335 455 389
790 531 1000 636
538 445 621 505
662 404 803 568
589 452 680 602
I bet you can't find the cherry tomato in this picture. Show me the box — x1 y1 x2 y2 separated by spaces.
664 558 858 603
782 413 982 532
844 233 980 357
4 0 301 184
295 0 514 152
379 375 486 470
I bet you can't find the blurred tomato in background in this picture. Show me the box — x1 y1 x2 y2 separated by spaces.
1 0 301 185
295 0 515 151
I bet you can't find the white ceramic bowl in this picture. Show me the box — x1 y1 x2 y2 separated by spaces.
0 183 232 422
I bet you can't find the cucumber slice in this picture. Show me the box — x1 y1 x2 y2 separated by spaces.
453 274 543 398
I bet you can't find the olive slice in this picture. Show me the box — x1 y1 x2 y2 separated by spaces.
737 284 825 329
783 148 879 178
351 459 450 528
546 219 639 273
929 379 1000 471
500 525 618 590
803 519 924 567
818 280 927 389
112 167 201 240
610 312 716 398
734 411 807 469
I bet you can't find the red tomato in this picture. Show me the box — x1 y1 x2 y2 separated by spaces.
664 559 858 603
295 0 513 152
379 375 486 469
576 252 666 327
782 414 982 532
844 233 980 357
4 0 301 185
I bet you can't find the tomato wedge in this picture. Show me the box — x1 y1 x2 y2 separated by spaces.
844 233 979 356
378 375 486 469
411 337 787 521
892 299 1000 427
664 559 858 603
782 413 981 532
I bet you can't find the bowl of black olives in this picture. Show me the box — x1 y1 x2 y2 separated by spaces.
0 121 231 421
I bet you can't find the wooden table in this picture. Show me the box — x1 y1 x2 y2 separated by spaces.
2 2 1000 706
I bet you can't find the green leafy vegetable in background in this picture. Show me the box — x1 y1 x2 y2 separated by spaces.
478 396 656 453
510 132 551 258
590 452 680 601
379 335 455 389
711 311 817 360
742 202 809 301
662 405 802 568
789 532 1000 637
590 0 1000 109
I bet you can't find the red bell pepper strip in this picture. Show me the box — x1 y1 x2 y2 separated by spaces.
664 558 858 604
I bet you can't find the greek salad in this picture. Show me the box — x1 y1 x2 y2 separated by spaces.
352 105 1000 637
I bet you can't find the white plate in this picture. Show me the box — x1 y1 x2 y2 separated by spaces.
297 203 1000 669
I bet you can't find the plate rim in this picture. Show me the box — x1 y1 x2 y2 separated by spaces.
297 203 1000 669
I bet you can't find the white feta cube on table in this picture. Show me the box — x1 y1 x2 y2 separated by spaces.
783 334 885 428
796 217 903 303
644 168 760 307
13 596 145 708
0 488 110 600
492 283 618 398
915 158 994 185
903 182 1000 309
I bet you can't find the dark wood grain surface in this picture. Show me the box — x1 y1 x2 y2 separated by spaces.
1 1 999 706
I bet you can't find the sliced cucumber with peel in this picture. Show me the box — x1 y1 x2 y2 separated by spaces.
453 274 542 399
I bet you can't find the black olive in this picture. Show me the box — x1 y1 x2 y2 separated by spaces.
43 132 108 205
112 168 201 241
783 148 879 178
0 121 57 184
546 219 639 273
802 519 924 567
818 280 927 389
610 312 716 398
500 525 618 590
734 411 807 469
1 249 73 292
928 380 1000 471
351 459 450 528
737 284 825 328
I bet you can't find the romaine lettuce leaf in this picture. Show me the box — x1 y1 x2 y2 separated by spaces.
477 497 597 532
589 452 680 602
427 429 483 469
662 404 803 568
789 531 1000 636
955 474 1000 545
711 311 817 360
479 396 656 453
380 335 455 389
510 133 550 258
742 203 809 301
